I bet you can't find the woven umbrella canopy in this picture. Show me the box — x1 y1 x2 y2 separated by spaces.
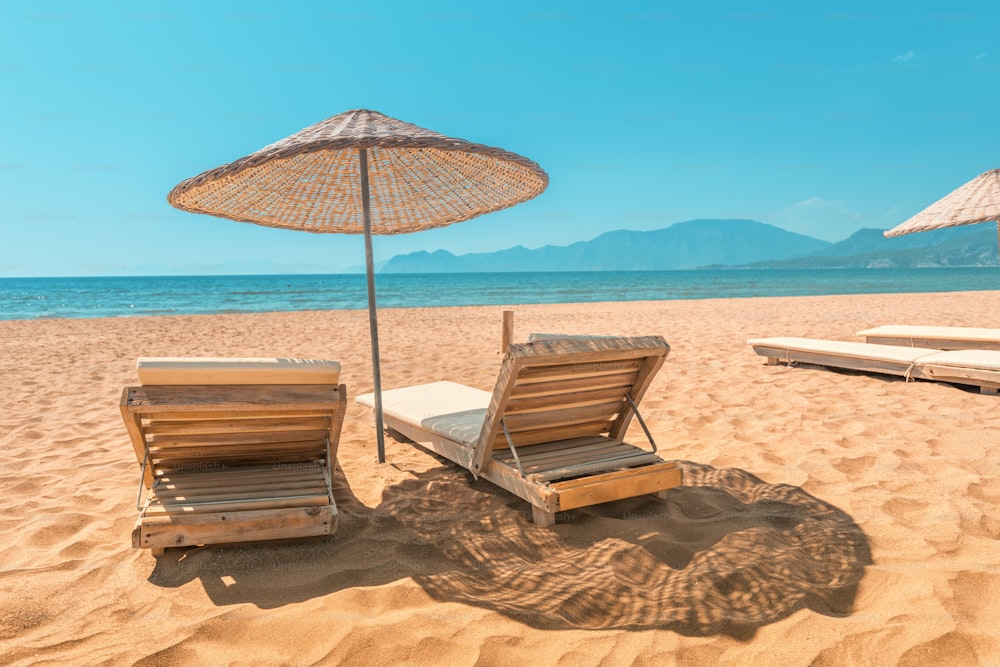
884 169 1000 255
168 109 549 462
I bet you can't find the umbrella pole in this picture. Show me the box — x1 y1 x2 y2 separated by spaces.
359 148 386 463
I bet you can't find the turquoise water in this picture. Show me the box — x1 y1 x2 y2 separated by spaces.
1 268 997 320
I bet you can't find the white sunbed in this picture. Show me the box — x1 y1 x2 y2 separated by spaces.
748 336 1000 395
857 325 1000 351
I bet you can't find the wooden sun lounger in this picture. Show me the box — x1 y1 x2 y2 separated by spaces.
357 336 682 526
857 325 1000 351
120 357 347 556
748 336 1000 394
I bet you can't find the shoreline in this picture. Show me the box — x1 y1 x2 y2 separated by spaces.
3 268 998 321
3 291 999 664
2 287 999 324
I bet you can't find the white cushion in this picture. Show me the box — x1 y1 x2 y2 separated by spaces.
136 357 340 385
917 349 1000 371
357 381 490 447
747 337 938 363
857 325 1000 343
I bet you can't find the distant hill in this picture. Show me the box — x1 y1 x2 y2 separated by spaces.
382 219 833 272
748 223 998 269
382 219 999 273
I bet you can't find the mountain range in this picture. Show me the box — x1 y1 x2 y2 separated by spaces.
381 219 999 272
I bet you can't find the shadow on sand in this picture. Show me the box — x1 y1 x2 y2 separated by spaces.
145 459 871 638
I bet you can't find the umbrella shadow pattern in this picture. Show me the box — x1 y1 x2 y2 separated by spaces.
390 460 872 637
142 460 870 638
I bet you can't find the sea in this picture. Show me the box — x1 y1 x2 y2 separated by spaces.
1 268 998 321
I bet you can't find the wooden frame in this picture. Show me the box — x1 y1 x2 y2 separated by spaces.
121 383 347 555
371 337 682 526
749 337 1000 395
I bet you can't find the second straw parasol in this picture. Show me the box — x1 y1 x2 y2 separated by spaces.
884 168 1000 254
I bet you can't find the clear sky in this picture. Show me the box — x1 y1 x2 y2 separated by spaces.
2 1 998 276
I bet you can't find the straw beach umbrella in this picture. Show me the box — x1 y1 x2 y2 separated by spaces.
884 168 1000 254
167 109 548 462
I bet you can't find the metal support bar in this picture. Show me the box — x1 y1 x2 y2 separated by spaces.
136 443 150 511
322 437 335 503
501 418 527 476
625 394 658 453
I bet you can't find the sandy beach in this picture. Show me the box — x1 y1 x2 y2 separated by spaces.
2 291 999 666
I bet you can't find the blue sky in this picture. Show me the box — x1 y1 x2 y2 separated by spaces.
2 1 998 276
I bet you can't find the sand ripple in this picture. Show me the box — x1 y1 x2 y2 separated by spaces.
2 293 999 664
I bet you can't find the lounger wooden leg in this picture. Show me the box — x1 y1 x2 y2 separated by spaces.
981 386 999 395
656 490 671 500
765 356 779 366
151 547 165 557
531 505 556 527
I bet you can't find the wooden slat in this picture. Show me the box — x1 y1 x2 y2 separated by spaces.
124 384 344 413
157 462 324 480
498 443 628 471
134 505 337 549
155 470 325 491
153 454 326 475
143 493 331 515
530 452 664 482
492 435 609 458
509 371 639 397
138 408 332 421
151 440 327 459
153 454 326 470
493 438 622 467
554 462 682 511
489 421 615 450
153 455 326 473
492 438 663 481
149 490 330 509
513 360 643 384
505 387 628 413
149 428 330 446
142 462 331 515
150 467 327 497
501 401 623 434
143 416 333 436
551 460 677 490
150 484 330 506
503 440 647 471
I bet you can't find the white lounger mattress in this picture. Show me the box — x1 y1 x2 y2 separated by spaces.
357 381 490 447
857 325 1000 343
748 337 1000 391
747 337 937 363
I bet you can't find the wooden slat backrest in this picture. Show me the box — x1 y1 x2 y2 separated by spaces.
121 383 347 488
469 336 669 476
